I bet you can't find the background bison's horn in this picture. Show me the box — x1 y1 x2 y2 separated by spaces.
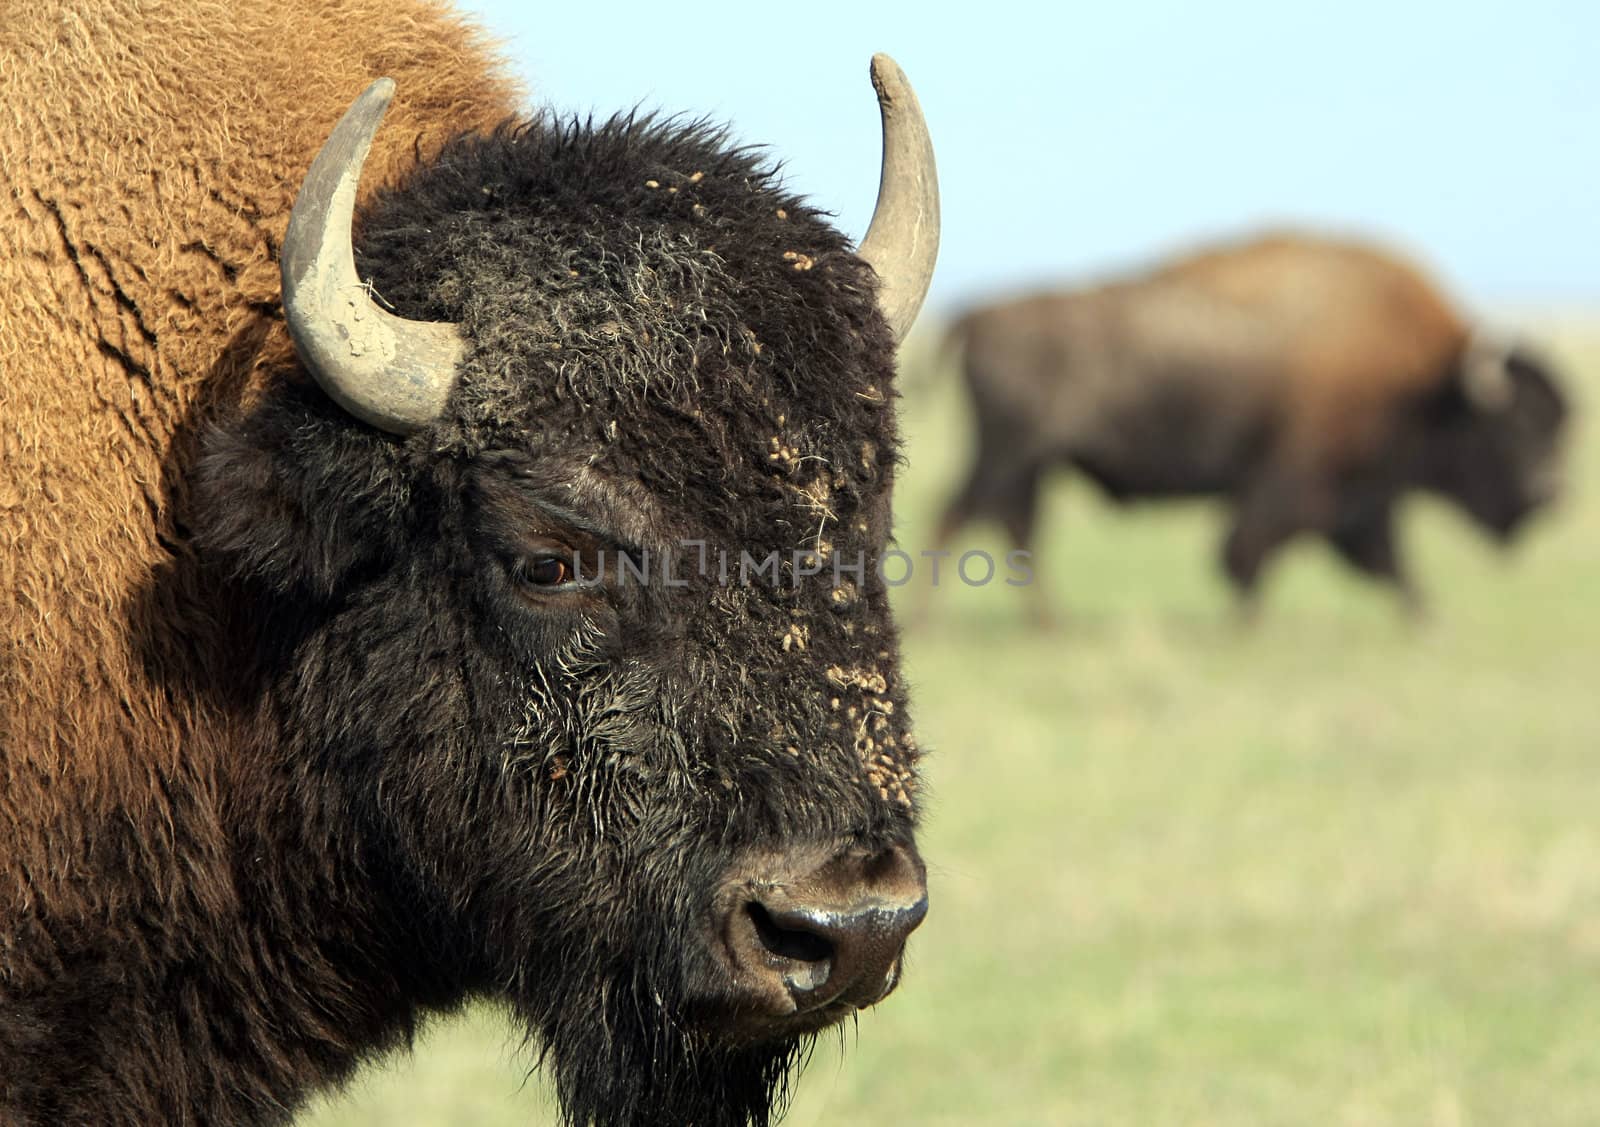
281 78 465 435
858 54 940 345
1462 326 1515 412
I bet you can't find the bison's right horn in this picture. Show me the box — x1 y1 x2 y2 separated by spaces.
858 54 940 345
281 78 465 435
1462 327 1515 412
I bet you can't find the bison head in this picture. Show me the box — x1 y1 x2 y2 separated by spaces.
196 60 937 1126
1425 333 1570 541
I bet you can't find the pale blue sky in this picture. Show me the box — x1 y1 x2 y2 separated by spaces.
456 0 1596 313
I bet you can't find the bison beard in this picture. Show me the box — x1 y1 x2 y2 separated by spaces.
523 951 808 1127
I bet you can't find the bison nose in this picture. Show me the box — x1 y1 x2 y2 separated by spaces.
746 894 928 1007
724 843 927 1018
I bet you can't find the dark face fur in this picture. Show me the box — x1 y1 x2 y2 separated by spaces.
1427 347 1570 539
197 117 924 1125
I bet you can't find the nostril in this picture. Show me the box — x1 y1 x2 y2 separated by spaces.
718 844 927 1023
746 902 832 965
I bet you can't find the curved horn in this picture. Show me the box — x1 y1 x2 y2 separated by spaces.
281 78 464 435
1462 326 1515 412
858 54 940 344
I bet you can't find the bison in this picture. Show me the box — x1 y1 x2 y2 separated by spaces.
1 3 940 1125
931 233 1569 620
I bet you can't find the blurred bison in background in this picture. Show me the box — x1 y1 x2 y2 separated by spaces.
1 2 938 1125
934 232 1569 619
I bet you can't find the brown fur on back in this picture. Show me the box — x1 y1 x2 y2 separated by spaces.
1146 232 1470 462
955 232 1471 471
2 2 516 1116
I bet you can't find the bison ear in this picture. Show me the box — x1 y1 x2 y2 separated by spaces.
195 382 416 599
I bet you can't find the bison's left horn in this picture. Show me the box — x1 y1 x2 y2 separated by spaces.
281 78 465 435
858 54 940 345
1462 326 1515 412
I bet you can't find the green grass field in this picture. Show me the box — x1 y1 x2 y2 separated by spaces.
306 322 1599 1126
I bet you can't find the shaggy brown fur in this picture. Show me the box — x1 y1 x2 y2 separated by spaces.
3 5 516 813
2 4 517 1119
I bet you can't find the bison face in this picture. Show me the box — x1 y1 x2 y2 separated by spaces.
1426 344 1570 541
461 451 929 1015
196 69 937 1127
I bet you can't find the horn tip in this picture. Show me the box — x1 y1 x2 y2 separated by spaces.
360 76 398 109
869 54 910 102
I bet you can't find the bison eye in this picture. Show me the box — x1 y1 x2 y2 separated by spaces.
519 556 574 588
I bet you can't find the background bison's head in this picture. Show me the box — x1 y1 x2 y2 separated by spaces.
1425 338 1570 541
195 69 937 1126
